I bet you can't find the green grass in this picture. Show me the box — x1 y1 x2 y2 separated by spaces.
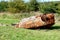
0 13 60 40
0 19 60 40
0 13 35 19
0 19 19 24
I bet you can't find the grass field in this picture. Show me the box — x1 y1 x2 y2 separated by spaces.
0 13 60 40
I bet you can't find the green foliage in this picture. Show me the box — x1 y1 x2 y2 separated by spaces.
0 0 60 14
55 3 60 14
7 7 17 13
29 0 39 11
39 2 56 13
7 0 26 13
0 1 8 12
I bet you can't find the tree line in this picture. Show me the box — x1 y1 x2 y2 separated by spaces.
0 0 60 14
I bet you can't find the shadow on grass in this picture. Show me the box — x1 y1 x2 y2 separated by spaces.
39 26 60 30
27 26 60 30
49 26 60 30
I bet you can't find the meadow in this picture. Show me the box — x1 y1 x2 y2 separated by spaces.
0 13 60 40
